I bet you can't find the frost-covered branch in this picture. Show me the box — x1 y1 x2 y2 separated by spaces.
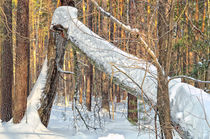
56 62 74 74
90 0 139 33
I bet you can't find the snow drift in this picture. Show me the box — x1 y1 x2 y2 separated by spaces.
51 6 210 138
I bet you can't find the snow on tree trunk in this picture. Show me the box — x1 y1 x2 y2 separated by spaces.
38 28 68 127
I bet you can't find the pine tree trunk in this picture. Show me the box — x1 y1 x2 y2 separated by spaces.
13 0 30 124
86 0 93 111
127 0 138 124
102 73 110 111
1 0 13 122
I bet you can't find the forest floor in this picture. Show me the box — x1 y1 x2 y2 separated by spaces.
0 98 182 139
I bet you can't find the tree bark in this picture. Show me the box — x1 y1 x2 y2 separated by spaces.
127 0 138 124
86 0 93 111
38 27 68 127
128 94 138 123
102 73 110 111
157 0 173 138
38 0 74 127
13 0 30 124
1 0 13 122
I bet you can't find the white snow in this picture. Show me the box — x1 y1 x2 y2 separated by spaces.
0 58 68 139
51 6 210 138
0 6 209 139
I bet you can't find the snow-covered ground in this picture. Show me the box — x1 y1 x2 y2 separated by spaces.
51 6 210 138
0 6 209 139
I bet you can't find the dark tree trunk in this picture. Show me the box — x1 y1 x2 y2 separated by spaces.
38 28 68 127
116 85 121 103
86 0 93 111
1 0 13 122
101 73 110 111
127 0 138 124
13 0 30 124
128 94 138 123
38 0 74 127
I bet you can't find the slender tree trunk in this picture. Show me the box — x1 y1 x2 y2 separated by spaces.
86 0 93 111
1 0 13 122
157 0 172 138
102 73 109 111
194 0 199 87
13 0 30 124
128 94 138 123
127 0 138 124
101 0 110 111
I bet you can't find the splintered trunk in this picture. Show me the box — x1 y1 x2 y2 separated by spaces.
38 0 74 127
1 0 13 122
13 0 29 124
38 28 67 127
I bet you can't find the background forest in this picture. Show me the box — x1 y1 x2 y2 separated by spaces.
0 0 209 138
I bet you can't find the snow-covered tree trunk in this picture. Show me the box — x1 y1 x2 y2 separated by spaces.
38 27 68 127
38 0 74 127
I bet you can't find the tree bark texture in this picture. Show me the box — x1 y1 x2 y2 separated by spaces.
86 0 93 111
1 0 13 122
157 0 173 138
38 28 68 127
128 93 138 123
13 0 30 124
102 73 109 111
38 0 74 127
127 0 138 124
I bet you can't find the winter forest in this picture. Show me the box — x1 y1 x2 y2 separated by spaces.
0 0 209 138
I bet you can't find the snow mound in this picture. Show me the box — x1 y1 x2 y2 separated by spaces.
0 58 67 139
98 134 125 139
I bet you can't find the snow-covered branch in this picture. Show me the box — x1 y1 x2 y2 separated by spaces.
57 62 74 74
169 75 210 84
51 6 210 138
90 0 139 33
90 0 163 75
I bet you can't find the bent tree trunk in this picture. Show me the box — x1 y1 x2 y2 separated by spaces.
38 0 74 127
38 28 67 127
